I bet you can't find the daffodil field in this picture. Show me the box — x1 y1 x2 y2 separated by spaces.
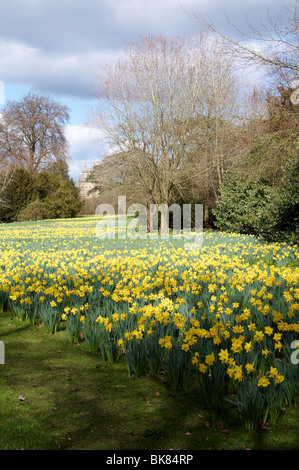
0 216 298 431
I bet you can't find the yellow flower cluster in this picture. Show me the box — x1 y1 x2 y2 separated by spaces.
0 217 297 399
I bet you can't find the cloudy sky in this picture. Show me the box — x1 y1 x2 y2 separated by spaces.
0 0 292 181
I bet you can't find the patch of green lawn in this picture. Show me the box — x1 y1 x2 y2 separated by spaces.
0 311 298 450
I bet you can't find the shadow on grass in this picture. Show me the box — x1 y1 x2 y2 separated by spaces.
0 322 32 339
0 331 205 450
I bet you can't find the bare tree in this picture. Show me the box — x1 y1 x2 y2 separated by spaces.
185 0 299 82
88 150 147 208
90 32 254 229
0 92 70 176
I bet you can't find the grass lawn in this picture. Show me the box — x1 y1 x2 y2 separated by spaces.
0 310 298 451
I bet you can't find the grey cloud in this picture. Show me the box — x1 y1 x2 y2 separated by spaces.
0 0 293 100
0 40 115 99
0 0 118 54
0 0 198 54
0 0 288 54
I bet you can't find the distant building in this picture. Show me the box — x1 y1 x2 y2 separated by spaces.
78 162 99 199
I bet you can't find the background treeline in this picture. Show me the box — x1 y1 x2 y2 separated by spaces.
0 92 84 222
88 11 299 244
213 88 299 243
89 84 298 243
0 167 83 222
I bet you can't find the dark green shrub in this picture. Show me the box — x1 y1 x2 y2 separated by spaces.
213 154 299 243
43 179 84 219
17 198 48 222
